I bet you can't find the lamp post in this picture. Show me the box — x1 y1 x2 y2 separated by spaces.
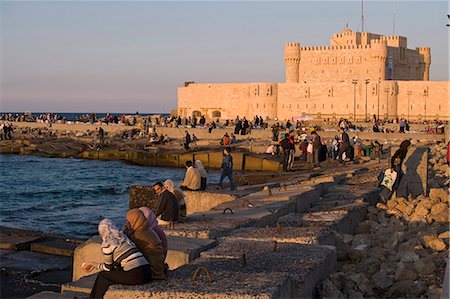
407 90 412 122
377 80 381 121
423 87 428 122
364 79 370 122
352 79 358 122
384 87 390 121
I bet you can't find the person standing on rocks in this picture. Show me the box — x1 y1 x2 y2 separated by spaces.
379 139 411 202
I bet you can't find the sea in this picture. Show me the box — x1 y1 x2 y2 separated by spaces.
1 112 170 122
0 154 220 240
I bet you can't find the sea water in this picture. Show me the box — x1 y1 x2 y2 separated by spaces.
0 155 220 240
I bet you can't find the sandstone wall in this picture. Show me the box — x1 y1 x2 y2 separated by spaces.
177 82 278 120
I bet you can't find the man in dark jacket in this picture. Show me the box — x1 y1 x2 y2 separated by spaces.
184 131 191 151
280 133 295 171
219 148 237 190
153 182 179 225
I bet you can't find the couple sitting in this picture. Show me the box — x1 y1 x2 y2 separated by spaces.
179 160 207 191
83 207 168 298
152 180 186 224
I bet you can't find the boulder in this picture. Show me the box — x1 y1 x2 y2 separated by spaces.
372 269 394 291
430 202 448 215
427 285 443 299
395 262 418 281
413 257 436 275
355 256 381 278
421 235 447 251
386 200 397 210
351 234 371 249
383 231 404 251
396 202 414 216
367 206 378 215
415 203 430 216
380 262 398 275
396 239 419 262
345 273 373 296
430 210 449 223
387 280 426 298
377 213 389 227
438 231 449 239
409 212 427 223
318 278 345 299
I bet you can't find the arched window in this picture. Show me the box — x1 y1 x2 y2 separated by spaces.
211 111 221 118
192 110 201 117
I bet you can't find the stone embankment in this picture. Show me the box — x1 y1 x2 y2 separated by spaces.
317 142 449 298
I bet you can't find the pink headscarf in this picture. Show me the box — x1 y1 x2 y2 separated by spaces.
139 206 158 229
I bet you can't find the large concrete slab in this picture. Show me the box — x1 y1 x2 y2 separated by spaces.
31 239 80 257
27 291 88 299
104 241 336 299
223 225 335 246
165 236 217 270
61 274 96 294
0 250 71 272
0 235 42 250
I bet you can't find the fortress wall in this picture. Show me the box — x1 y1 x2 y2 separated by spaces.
277 81 398 121
177 83 278 120
297 45 386 82
387 47 423 80
396 81 449 121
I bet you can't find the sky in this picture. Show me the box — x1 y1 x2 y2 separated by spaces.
1 1 448 113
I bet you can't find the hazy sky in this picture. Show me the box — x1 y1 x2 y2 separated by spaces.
1 1 448 113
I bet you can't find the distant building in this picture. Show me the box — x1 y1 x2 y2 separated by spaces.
178 28 448 122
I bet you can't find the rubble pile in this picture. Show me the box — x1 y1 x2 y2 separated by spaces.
317 143 449 299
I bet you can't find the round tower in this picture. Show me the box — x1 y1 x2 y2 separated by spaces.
285 42 300 83
417 47 431 81
370 39 388 80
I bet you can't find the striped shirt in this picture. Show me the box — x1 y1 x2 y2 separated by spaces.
98 241 148 272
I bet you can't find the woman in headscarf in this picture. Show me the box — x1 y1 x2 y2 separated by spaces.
124 209 166 280
163 179 187 218
139 207 168 260
194 160 208 190
379 139 411 202
82 219 150 298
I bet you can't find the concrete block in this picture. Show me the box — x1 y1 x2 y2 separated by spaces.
0 235 41 250
262 158 282 172
73 236 102 281
104 241 336 299
27 291 87 299
0 250 71 272
178 153 195 167
183 191 236 215
244 155 263 171
155 153 179 168
208 152 223 169
165 236 217 270
294 188 322 213
126 152 157 166
192 153 209 167
129 186 159 211
31 239 79 257
61 274 96 294
231 152 244 170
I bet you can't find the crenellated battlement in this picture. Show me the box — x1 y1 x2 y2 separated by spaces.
300 43 387 51
380 35 400 41
285 42 300 47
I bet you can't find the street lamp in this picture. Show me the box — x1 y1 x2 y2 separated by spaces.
384 87 390 121
377 80 381 121
364 79 370 122
352 79 358 122
423 87 428 122
407 90 412 121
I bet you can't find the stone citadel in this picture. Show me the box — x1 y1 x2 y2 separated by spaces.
178 28 449 122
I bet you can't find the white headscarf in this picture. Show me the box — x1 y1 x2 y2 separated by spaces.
164 179 185 194
98 218 133 248
194 160 207 178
